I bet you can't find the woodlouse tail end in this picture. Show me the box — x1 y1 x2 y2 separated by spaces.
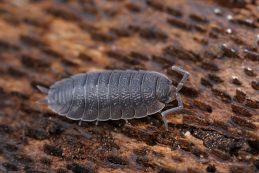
37 85 49 94
36 98 48 105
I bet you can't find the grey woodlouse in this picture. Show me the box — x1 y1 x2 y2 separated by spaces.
37 66 189 130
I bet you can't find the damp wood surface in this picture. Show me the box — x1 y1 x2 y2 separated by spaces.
0 0 258 173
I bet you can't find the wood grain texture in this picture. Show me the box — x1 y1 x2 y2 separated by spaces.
0 0 258 172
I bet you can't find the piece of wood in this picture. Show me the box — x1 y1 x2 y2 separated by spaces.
0 0 258 172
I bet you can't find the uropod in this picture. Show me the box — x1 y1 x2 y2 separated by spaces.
37 66 189 130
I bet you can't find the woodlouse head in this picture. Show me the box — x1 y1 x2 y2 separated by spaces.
156 79 175 103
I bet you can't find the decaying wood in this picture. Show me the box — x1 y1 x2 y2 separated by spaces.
0 0 258 173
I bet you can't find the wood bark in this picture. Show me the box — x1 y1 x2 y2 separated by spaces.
0 0 258 172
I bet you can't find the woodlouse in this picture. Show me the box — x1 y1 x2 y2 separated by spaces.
37 66 189 129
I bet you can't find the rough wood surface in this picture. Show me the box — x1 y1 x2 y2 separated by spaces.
0 0 258 173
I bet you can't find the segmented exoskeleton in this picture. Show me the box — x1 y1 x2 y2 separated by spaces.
37 66 189 130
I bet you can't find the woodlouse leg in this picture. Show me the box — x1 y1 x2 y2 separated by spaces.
95 121 99 126
161 93 183 130
78 120 82 126
171 66 189 92
124 119 131 125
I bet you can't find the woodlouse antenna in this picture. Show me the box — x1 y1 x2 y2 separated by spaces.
161 66 189 130
171 66 189 92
